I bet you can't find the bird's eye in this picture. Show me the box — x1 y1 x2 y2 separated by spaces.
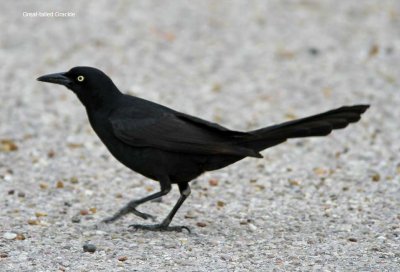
77 75 85 82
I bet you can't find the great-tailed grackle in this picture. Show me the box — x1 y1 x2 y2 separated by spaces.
37 67 369 232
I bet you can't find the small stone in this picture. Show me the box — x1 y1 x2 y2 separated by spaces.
255 184 265 190
89 207 97 213
348 238 357 242
80 210 89 216
56 180 64 188
4 175 12 181
371 173 380 182
70 176 79 184
27 219 39 225
39 183 48 189
288 179 300 186
217 200 225 207
118 256 128 262
240 219 252 225
285 112 297 120
47 150 55 158
83 243 96 253
0 253 8 258
67 143 84 149
16 233 26 240
115 193 123 198
145 186 154 192
95 230 107 235
3 232 17 240
35 212 47 217
308 47 319 55
184 211 197 219
368 44 379 57
196 222 207 227
8 189 15 195
313 167 328 176
208 178 218 186
0 139 18 152
71 215 81 223
17 192 25 198
211 83 222 93
248 223 258 231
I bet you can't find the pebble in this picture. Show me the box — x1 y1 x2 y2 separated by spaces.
89 207 97 213
208 178 219 186
17 192 26 197
118 256 128 262
71 215 81 223
0 139 18 152
248 223 258 231
80 210 89 215
56 180 64 188
196 222 207 227
83 243 97 253
371 173 380 182
16 233 26 240
35 212 48 217
47 149 55 158
288 179 301 186
3 232 17 240
240 219 252 225
70 176 79 184
4 175 12 181
95 230 107 235
184 211 197 219
308 47 320 56
27 219 39 225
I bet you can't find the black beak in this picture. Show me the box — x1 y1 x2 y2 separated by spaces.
37 72 72 86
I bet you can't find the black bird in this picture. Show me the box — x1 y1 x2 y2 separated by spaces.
37 67 369 232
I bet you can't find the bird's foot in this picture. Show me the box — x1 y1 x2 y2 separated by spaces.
102 207 156 223
130 209 157 221
129 223 191 233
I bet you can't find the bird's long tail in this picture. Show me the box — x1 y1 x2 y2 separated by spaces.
240 104 369 152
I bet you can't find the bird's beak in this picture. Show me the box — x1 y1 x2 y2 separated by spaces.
37 72 72 86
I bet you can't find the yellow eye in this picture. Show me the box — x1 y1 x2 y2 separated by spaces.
77 75 85 82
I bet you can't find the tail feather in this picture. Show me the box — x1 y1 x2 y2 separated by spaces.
240 104 369 151
203 104 369 172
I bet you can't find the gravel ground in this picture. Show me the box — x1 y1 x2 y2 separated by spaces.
1 1 400 271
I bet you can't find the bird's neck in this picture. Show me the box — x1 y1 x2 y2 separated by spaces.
77 88 122 113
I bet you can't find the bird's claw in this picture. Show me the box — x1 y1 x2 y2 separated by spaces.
129 223 191 233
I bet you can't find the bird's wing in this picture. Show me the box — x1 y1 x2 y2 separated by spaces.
109 109 261 158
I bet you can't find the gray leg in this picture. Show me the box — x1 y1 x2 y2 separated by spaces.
103 180 171 223
130 183 191 232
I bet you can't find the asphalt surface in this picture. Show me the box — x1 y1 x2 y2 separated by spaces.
1 1 399 271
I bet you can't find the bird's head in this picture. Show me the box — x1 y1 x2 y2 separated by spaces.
37 66 121 108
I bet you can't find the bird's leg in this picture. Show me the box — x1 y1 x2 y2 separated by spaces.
103 181 171 223
130 182 191 232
